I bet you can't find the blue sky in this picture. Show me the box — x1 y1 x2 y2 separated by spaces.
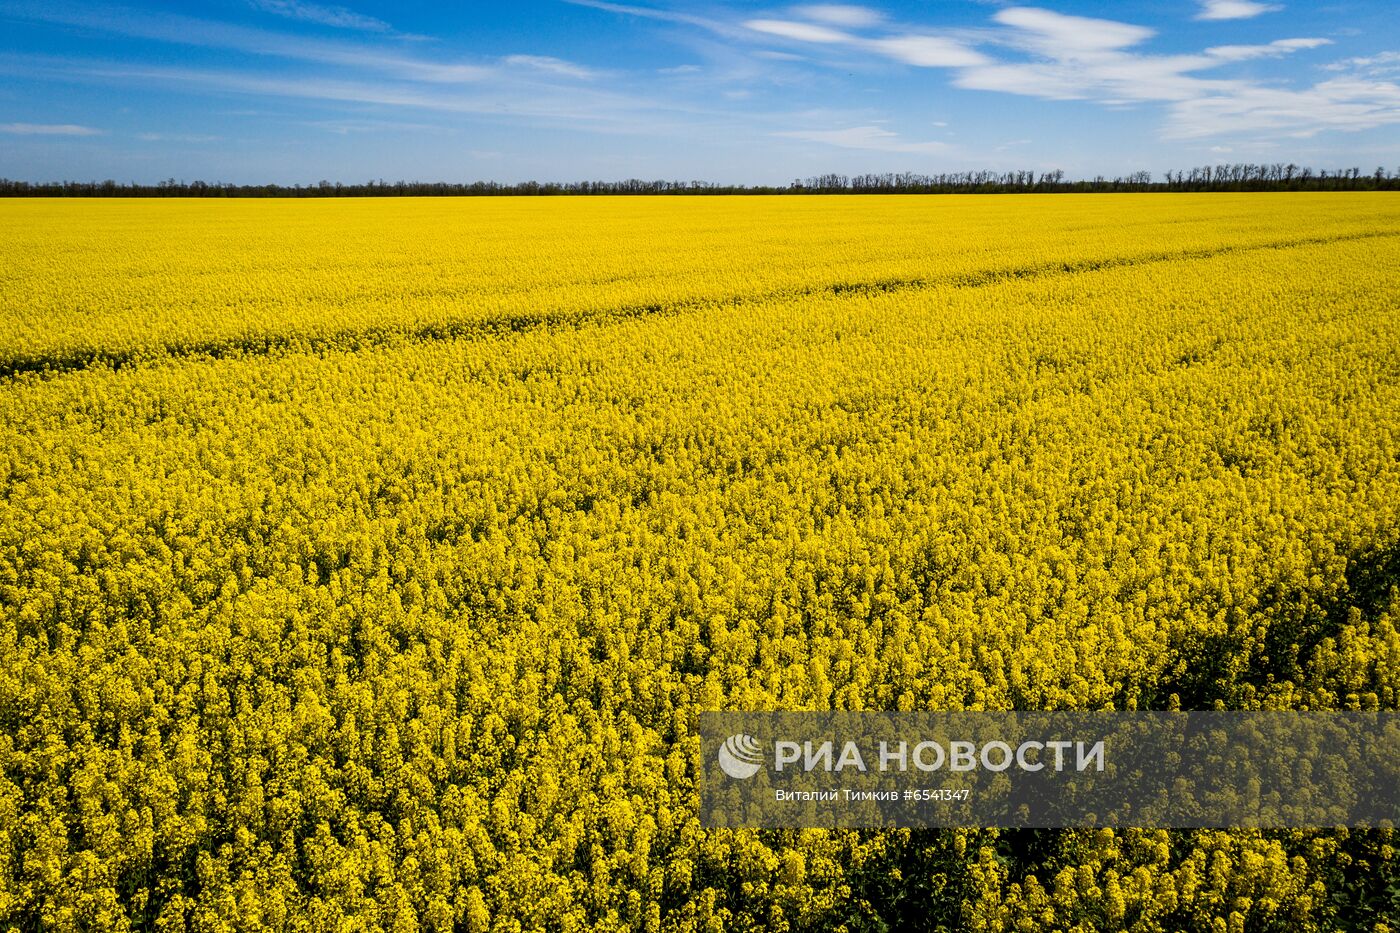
1 0 1397 184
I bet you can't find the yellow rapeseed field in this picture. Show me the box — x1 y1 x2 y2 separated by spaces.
2 194 1399 931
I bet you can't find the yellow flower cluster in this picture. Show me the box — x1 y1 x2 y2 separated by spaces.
1 195 1398 931
3 194 1398 374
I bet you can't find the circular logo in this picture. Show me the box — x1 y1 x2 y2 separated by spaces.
717 733 764 779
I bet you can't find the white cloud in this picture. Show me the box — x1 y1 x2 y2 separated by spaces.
136 131 221 142
952 62 1095 100
249 0 392 33
10 0 1391 159
747 17 984 68
306 118 441 134
504 55 597 79
0 122 102 135
563 0 742 38
792 5 885 28
1206 38 1330 62
2 51 682 131
745 19 852 43
730 3 1391 141
4 5 493 83
993 7 1154 55
867 35 988 68
1324 51 1400 76
735 2 1398 142
1164 77 1400 137
945 9 1384 139
777 124 949 153
1196 0 1281 21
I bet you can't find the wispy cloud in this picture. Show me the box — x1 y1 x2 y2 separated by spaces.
745 19 852 44
1164 78 1400 137
1206 37 1330 62
1324 51 1400 77
5 0 1395 177
776 124 950 153
791 5 885 28
0 122 102 135
712 2 1386 140
0 51 695 131
503 54 598 80
305 118 442 134
867 35 988 68
950 13 1376 140
1195 0 1281 21
993 7 1154 55
1 4 493 83
135 131 221 141
743 12 986 68
249 0 391 33
561 0 739 36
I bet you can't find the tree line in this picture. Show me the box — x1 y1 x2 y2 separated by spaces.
2 163 1399 196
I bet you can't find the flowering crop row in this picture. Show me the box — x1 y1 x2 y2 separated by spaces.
1 198 1399 931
